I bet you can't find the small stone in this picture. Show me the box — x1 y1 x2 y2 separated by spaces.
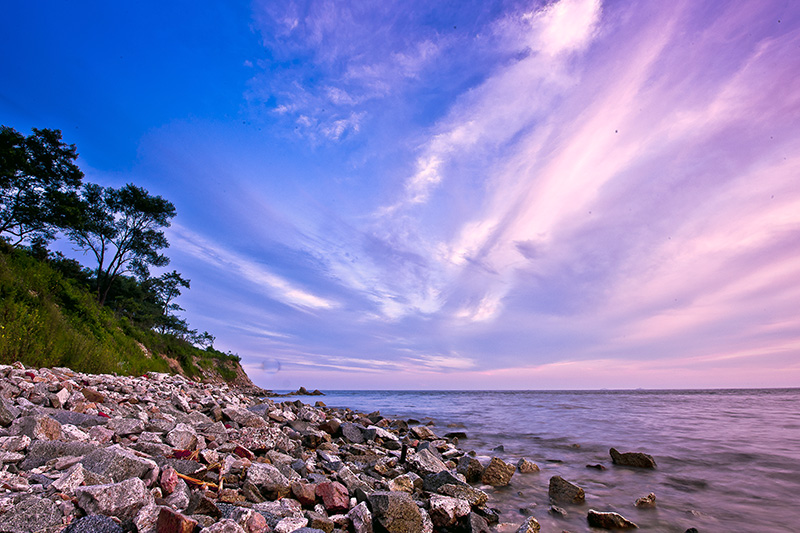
548 476 585 504
517 458 539 473
108 417 145 436
548 506 567 517
81 387 106 403
166 423 198 450
275 516 308 533
410 426 437 440
587 509 639 529
515 516 541 533
292 481 318 506
306 510 334 533
481 457 516 486
610 448 656 468
157 507 198 533
202 519 247 533
635 492 657 508
161 466 179 494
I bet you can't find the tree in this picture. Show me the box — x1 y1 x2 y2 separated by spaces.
0 126 83 246
67 183 176 306
147 270 191 333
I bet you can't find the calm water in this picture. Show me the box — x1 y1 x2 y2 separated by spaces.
303 389 800 532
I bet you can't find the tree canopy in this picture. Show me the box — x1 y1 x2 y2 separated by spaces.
0 126 83 246
67 183 176 306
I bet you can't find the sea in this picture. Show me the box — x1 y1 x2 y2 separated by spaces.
289 389 800 532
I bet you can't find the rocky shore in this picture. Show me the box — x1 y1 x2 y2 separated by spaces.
0 363 652 533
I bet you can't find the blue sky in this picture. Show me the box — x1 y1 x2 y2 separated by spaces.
2 0 799 390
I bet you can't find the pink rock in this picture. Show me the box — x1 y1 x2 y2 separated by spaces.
291 481 317 507
161 467 179 494
245 512 267 533
157 507 198 533
315 481 349 513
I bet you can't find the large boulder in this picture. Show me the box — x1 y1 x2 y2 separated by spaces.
610 448 656 468
548 476 585 504
81 444 158 483
368 491 424 533
8 414 63 440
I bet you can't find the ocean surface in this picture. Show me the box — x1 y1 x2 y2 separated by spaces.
293 389 800 532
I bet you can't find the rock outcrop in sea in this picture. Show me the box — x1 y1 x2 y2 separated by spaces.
0 363 548 533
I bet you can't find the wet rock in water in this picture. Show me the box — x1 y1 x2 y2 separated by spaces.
410 425 438 440
0 496 62 533
517 458 539 473
587 509 639 529
635 492 657 508
369 491 424 533
684 529 699 533
457 455 484 482
548 476 585 504
515 516 541 533
481 457 516 486
549 505 567 517
586 463 606 470
610 447 656 468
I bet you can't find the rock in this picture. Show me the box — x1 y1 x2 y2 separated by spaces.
223 407 267 428
407 448 448 476
275 516 308 533
517 458 539 473
315 481 350 513
161 466 179 494
0 496 62 533
340 422 365 443
457 455 484 482
186 492 223 518
410 426 437 440
166 422 198 450
305 510 334 533
9 414 63 440
515 516 541 533
237 426 289 452
292 481 318 507
51 464 111 494
19 440 98 470
75 477 153 520
437 483 489 507
428 494 470 527
548 476 585 504
369 491 424 533
635 492 657 508
202 519 248 533
63 514 125 533
481 457 515 486
548 505 567 517
587 509 639 529
0 397 20 426
465 512 492 533
157 507 198 533
610 448 656 468
347 501 373 533
107 417 145 436
247 463 292 499
165 478 191 511
81 444 158 483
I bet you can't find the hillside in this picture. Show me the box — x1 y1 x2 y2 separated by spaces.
0 242 262 390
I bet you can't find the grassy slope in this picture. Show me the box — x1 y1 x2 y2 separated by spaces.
0 244 241 381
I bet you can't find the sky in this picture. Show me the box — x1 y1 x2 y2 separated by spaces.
2 0 799 390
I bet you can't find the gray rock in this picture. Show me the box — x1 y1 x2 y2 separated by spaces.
465 512 492 533
0 397 20 426
587 509 639 529
428 494 470 528
247 462 292 499
8 414 63 440
19 440 98 470
347 501 373 533
407 448 448 476
43 408 107 427
437 483 489 507
223 406 267 428
81 444 158 483
107 417 145 436
0 496 61 533
548 475 585 504
201 519 248 532
422 470 466 492
75 477 153 520
610 448 656 468
165 422 197 449
62 514 124 533
369 491 424 533
340 422 365 443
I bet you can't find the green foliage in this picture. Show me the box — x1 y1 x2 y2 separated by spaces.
0 126 83 246
0 243 240 381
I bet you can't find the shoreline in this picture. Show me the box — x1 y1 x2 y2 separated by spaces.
0 363 681 532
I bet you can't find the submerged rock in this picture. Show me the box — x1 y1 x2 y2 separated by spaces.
635 492 657 508
548 475 585 504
